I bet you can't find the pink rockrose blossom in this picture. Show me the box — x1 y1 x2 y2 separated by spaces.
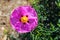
10 6 38 33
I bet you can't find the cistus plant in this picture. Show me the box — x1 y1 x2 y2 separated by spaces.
7 0 60 40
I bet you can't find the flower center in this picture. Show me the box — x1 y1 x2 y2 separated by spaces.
21 16 28 23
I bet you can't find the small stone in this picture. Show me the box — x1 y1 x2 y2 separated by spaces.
1 27 5 31
3 22 6 25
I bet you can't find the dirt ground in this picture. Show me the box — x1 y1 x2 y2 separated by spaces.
0 0 30 40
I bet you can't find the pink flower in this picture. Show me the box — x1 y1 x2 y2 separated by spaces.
10 6 38 33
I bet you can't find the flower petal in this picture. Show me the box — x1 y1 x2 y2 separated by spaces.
27 7 37 17
21 23 31 31
11 10 20 18
10 17 19 25
28 19 35 24
15 22 23 31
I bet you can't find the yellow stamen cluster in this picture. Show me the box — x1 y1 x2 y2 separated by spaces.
21 16 28 23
